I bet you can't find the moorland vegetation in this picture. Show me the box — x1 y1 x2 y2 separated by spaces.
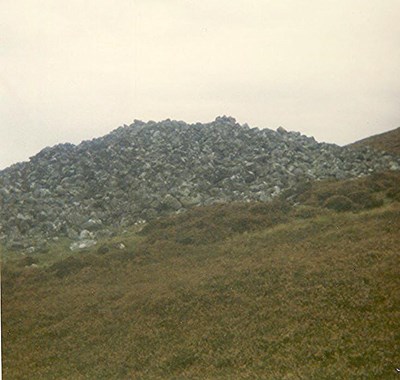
2 171 400 379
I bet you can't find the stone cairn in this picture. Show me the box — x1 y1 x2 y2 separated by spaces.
1 116 399 251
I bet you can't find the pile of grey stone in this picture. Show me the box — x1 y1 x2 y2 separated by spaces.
1 116 399 251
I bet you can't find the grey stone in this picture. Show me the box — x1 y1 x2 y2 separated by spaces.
179 193 203 207
67 228 79 240
162 194 182 211
70 239 97 251
0 116 399 248
82 218 103 230
292 168 304 176
277 126 287 134
79 230 94 240
390 161 400 170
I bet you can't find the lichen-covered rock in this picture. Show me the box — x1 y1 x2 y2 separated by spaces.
1 115 399 249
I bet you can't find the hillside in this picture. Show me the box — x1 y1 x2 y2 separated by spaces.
2 121 400 378
2 172 400 379
1 117 400 253
350 127 400 156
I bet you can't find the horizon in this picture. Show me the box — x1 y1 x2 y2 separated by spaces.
0 115 399 171
1 117 398 171
1 0 399 169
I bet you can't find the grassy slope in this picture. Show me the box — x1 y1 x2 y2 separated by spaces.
2 173 400 379
349 127 400 155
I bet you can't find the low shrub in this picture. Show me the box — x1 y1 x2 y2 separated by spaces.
49 256 89 278
18 255 39 267
282 171 400 211
323 195 357 212
387 188 400 201
347 190 384 209
292 205 321 219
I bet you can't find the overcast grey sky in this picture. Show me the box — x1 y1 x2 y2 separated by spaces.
1 0 399 169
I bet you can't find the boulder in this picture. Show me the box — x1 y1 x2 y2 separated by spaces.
70 239 97 251
162 194 182 211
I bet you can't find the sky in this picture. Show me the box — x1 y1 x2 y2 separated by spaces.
1 0 399 169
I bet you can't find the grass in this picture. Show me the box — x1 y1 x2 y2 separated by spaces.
2 172 400 379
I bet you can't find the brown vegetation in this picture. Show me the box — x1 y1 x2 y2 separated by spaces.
350 126 400 155
282 171 400 209
2 173 400 379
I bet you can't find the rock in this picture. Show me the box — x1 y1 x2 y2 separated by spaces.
67 228 79 240
277 126 287 134
0 187 10 198
96 229 114 238
390 161 400 170
179 193 203 207
292 167 304 176
271 185 281 197
0 116 399 248
82 218 103 230
141 208 158 220
162 194 182 211
17 213 31 221
79 230 94 240
69 239 97 251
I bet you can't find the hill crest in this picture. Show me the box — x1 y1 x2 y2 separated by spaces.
1 116 399 251
349 126 400 155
